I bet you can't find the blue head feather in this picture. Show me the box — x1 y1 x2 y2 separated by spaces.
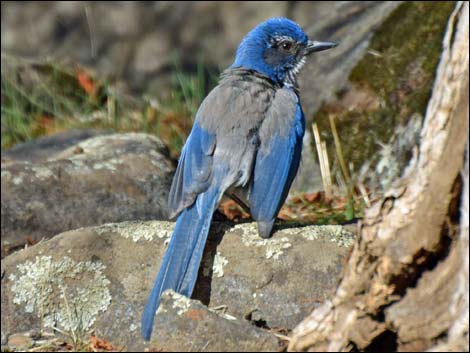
231 18 309 85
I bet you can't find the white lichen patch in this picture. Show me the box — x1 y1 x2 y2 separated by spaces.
1 170 12 179
91 158 123 172
2 170 35 185
235 223 354 254
31 166 54 180
155 304 168 315
76 133 165 152
159 290 191 316
203 252 228 278
56 157 93 173
13 176 23 185
94 220 174 242
27 200 45 210
235 223 292 260
106 132 166 149
284 225 355 247
9 256 111 332
172 292 191 315
74 135 113 151
2 171 25 185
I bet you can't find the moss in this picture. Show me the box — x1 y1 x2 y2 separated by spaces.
314 1 455 174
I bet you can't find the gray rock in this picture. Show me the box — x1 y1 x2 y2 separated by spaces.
1 220 355 351
195 222 354 330
1 132 175 257
149 290 281 352
6 333 33 350
1 129 108 163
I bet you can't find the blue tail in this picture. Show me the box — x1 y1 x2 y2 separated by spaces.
141 186 220 340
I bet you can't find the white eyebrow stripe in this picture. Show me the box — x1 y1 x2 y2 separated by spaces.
270 35 295 45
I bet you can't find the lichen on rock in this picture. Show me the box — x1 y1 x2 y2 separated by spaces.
94 220 174 242
9 255 111 333
159 290 191 316
203 251 228 278
292 225 355 247
235 223 292 260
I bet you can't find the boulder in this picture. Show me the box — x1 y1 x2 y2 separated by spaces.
1 220 355 351
1 129 107 163
1 132 175 257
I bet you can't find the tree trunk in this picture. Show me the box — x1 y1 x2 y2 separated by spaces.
289 2 469 351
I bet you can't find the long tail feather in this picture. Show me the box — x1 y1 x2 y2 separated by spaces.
141 186 219 340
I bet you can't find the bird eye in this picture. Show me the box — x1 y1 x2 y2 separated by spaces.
281 41 292 51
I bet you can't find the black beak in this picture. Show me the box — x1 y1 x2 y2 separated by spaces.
305 40 338 55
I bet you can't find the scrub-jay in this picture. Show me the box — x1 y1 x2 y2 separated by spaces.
142 17 337 340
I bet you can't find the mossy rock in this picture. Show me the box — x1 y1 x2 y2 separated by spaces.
314 1 455 186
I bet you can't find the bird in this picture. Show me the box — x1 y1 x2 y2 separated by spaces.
141 17 337 340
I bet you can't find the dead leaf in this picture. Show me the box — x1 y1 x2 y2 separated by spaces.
89 335 114 351
76 67 98 98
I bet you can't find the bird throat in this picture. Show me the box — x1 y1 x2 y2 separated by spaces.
284 56 306 91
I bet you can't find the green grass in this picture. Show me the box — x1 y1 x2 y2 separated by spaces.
150 57 219 157
1 56 219 158
1 60 98 149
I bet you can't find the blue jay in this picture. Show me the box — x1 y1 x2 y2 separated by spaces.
142 17 337 340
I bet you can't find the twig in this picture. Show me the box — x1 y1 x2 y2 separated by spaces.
357 182 371 208
271 332 292 341
27 339 61 352
107 96 116 123
335 169 348 195
84 4 96 59
321 140 333 198
60 286 78 348
329 114 351 184
312 123 332 197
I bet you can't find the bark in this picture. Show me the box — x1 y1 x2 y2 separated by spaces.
289 2 469 352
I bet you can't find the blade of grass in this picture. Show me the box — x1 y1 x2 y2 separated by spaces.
312 122 328 193
329 113 351 184
313 122 333 197
321 140 333 198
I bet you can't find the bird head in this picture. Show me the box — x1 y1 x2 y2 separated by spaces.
231 18 337 87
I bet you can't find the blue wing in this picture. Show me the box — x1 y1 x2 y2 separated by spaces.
168 122 215 219
249 91 305 238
